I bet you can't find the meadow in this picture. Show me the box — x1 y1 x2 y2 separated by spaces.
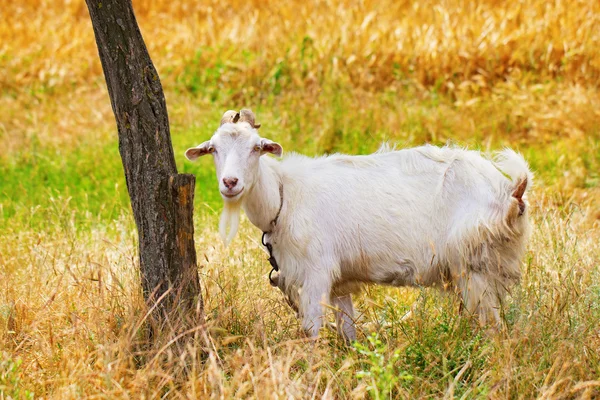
1 0 599 398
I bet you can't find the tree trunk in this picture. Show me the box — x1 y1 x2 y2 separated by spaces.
84 0 203 326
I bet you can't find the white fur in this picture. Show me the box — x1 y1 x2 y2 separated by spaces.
219 201 241 247
186 114 533 341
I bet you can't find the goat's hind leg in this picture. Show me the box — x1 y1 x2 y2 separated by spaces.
332 294 356 342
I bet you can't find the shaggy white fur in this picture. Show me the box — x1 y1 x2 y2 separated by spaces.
185 110 532 341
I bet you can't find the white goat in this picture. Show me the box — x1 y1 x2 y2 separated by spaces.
185 109 532 341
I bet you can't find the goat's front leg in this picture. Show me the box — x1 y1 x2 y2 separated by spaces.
299 273 332 339
332 294 356 342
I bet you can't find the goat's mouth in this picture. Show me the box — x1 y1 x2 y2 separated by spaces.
220 188 244 199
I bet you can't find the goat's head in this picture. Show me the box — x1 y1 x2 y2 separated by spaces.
185 109 282 245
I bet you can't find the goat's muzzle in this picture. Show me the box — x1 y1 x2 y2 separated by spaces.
223 177 239 190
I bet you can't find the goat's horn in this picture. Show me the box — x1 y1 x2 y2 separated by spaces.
238 109 261 129
220 110 240 126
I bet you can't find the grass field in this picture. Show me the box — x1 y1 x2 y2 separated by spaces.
1 0 600 398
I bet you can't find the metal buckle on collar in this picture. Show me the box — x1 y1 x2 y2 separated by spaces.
268 267 277 286
261 231 269 247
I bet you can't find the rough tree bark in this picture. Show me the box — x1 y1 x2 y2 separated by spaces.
84 0 202 325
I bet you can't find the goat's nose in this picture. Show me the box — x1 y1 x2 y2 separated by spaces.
223 177 238 189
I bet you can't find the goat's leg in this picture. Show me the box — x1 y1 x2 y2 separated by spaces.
457 273 502 327
332 294 356 342
299 274 332 339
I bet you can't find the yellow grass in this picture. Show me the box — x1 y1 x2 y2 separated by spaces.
1 205 599 398
1 0 600 398
2 0 600 148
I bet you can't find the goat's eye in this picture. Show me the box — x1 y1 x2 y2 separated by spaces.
253 145 261 152
208 146 215 153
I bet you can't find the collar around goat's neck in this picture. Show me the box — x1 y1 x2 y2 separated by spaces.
262 182 283 285
266 182 284 234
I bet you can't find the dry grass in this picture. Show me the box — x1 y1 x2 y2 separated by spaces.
2 0 600 149
1 201 599 398
3 0 600 89
1 0 600 398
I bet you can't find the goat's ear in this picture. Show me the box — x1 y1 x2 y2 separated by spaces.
185 141 212 161
260 138 283 157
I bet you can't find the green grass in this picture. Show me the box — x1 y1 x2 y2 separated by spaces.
2 86 598 234
0 124 226 231
0 139 127 231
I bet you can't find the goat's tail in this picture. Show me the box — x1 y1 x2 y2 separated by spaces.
495 149 533 218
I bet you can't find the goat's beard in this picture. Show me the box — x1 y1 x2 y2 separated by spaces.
219 200 241 247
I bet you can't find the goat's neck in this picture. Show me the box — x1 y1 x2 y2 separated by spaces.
243 157 282 233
